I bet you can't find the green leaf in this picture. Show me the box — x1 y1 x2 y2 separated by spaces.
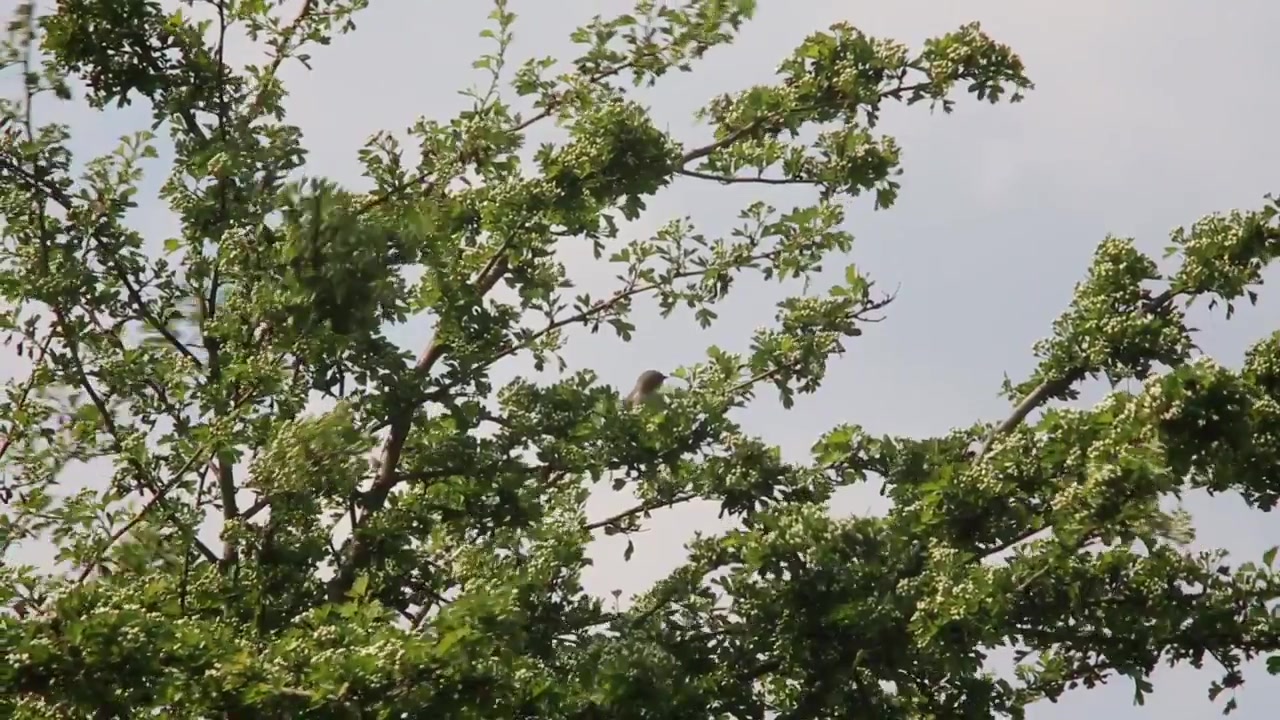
435 627 471 655
349 574 369 599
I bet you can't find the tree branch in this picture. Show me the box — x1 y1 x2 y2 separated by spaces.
206 0 241 568
976 288 1183 458
586 492 698 532
677 168 812 186
322 56 919 602
0 333 54 465
109 259 205 368
480 250 783 373
232 0 317 130
327 248 512 601
73 445 215 584
0 156 205 369
677 81 932 167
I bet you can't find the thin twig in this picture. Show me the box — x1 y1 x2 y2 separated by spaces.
481 249 785 372
0 156 205 368
586 492 698 532
0 333 54 464
352 54 650 219
583 294 894 534
74 445 212 584
676 82 931 168
244 0 317 120
677 168 811 186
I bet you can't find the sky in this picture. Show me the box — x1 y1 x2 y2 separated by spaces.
5 0 1280 716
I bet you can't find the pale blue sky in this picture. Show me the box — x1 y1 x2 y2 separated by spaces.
6 0 1280 716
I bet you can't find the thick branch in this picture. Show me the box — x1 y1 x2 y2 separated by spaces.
207 0 241 567
327 252 511 600
679 119 772 165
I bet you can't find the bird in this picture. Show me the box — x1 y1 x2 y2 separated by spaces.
624 369 667 407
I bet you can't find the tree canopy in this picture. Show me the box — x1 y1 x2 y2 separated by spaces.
1 0 1279 718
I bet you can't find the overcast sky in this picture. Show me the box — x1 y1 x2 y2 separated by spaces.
7 0 1280 716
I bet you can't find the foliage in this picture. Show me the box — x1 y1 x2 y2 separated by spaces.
0 0 1277 717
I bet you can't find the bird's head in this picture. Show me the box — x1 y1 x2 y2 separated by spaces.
637 369 666 390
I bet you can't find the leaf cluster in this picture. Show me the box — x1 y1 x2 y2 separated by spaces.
0 1 1276 718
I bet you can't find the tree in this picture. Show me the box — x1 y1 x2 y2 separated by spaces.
0 0 1277 717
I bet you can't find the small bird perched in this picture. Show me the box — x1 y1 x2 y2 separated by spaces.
624 369 667 407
